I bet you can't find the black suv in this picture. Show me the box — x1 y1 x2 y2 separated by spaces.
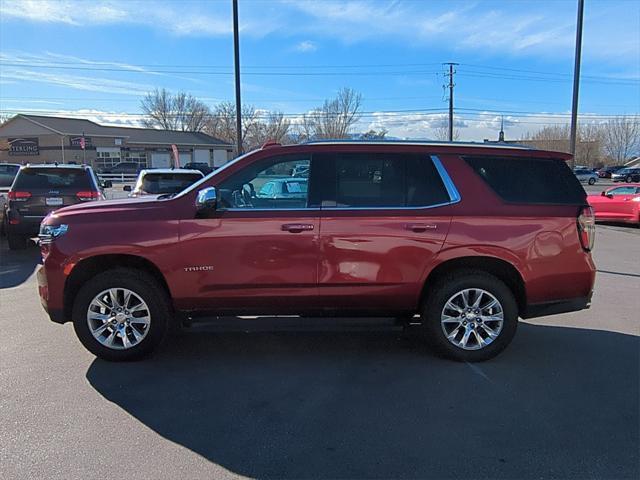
183 162 213 175
6 164 105 250
100 162 142 175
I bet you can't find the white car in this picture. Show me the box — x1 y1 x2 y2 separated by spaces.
125 168 204 197
574 167 598 185
0 163 21 233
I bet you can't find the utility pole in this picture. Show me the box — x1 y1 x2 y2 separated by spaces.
443 62 458 141
232 0 243 156
569 0 584 168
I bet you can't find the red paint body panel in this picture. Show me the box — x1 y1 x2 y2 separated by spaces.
37 143 595 323
587 185 640 224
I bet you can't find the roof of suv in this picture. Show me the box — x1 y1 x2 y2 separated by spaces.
21 163 92 169
301 139 536 150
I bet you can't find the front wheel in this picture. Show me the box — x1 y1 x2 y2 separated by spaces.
421 270 518 362
72 268 171 361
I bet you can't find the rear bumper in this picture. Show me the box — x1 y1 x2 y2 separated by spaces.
6 209 44 236
521 293 592 319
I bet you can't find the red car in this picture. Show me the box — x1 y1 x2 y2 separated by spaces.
587 184 640 225
36 141 596 362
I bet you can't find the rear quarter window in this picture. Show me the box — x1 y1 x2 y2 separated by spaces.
13 168 92 190
462 155 586 205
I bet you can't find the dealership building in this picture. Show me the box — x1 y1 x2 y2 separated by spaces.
0 114 233 170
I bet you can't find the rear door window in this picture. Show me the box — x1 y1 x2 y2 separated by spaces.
463 155 586 205
313 153 450 208
13 168 92 190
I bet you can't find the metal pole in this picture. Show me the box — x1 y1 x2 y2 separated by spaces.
232 0 243 156
60 136 65 163
82 131 86 165
569 0 584 168
448 63 454 142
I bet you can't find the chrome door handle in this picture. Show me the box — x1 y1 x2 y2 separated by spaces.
281 223 314 233
405 223 436 233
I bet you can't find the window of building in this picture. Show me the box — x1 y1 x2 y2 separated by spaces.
122 150 148 169
95 148 122 170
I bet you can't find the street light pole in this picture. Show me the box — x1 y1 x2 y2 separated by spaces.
232 0 243 156
569 0 584 168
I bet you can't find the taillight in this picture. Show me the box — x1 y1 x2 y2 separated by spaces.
8 191 31 201
577 206 595 252
76 191 100 201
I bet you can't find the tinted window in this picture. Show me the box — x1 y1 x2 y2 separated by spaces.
315 153 449 208
13 168 92 190
217 156 311 209
0 164 19 187
139 173 203 194
463 156 586 205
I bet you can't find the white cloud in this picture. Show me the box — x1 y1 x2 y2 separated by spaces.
295 41 318 53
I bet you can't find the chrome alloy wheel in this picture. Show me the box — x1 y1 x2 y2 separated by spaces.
440 288 504 351
87 288 151 350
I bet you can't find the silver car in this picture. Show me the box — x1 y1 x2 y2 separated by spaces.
574 167 598 185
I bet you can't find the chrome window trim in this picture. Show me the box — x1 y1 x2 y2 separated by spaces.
431 155 461 203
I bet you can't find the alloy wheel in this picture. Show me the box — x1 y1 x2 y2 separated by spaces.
87 288 151 350
440 288 504 351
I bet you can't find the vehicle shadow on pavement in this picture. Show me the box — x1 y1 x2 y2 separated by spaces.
0 240 40 289
86 323 639 479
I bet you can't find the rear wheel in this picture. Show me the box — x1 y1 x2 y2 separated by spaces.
7 231 27 250
588 177 596 185
421 270 518 362
626 175 633 183
72 268 171 361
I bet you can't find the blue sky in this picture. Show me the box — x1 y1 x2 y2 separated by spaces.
1 0 638 140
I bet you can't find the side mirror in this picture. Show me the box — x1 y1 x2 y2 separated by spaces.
101 180 113 188
196 187 217 214
601 191 606 196
123 185 132 192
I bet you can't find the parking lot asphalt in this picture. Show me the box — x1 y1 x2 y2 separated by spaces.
0 225 638 480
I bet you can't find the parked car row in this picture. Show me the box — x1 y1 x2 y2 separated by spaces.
99 161 216 176
611 167 640 183
2 163 208 249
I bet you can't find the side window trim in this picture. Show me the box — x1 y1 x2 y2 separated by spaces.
320 154 461 211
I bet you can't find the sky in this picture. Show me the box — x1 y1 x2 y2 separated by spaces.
0 0 639 141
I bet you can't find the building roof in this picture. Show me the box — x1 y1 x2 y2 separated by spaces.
14 114 231 147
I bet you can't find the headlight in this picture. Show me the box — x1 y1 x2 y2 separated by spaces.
39 224 69 243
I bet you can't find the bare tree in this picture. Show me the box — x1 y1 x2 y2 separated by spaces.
602 116 639 163
204 102 267 152
433 124 460 141
520 124 604 166
140 88 211 132
244 111 292 149
296 88 363 141
0 113 13 126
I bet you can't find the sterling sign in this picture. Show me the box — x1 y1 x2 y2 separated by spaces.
9 137 40 156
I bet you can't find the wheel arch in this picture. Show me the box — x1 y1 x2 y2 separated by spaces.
64 254 172 321
420 256 526 315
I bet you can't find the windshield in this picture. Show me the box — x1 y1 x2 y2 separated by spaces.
138 173 203 194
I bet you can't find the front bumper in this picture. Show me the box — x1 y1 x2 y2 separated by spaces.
36 253 69 324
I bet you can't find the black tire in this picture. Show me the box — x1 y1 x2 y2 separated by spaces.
72 268 171 361
420 270 518 362
588 177 596 185
7 232 27 250
626 175 633 183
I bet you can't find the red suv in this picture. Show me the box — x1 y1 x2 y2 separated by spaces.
36 142 596 362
